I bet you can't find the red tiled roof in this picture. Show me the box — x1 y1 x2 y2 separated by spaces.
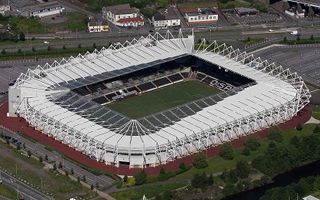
117 17 144 24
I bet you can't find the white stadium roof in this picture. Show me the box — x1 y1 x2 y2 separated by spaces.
9 31 310 168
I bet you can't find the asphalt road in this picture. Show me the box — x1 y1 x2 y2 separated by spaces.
0 170 51 200
0 126 115 189
0 25 317 53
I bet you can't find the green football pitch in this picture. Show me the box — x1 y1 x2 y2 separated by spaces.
106 80 220 119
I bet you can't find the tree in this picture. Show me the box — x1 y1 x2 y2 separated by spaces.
58 161 62 169
313 125 320 134
310 35 314 40
244 136 260 151
207 174 214 186
27 150 31 157
123 175 128 183
235 160 250 179
127 177 135 186
179 162 187 171
191 172 208 188
219 143 234 160
242 146 251 156
290 136 300 147
283 36 287 42
16 143 21 150
223 183 237 196
296 124 303 131
268 127 283 142
19 32 25 41
193 153 208 169
134 171 147 185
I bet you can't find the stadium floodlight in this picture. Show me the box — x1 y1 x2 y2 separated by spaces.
7 31 310 172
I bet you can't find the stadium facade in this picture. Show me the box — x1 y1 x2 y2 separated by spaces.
8 31 311 169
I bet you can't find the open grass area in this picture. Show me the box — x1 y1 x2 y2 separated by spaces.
0 141 97 199
48 12 88 32
219 0 268 12
9 16 47 33
4 12 87 34
170 124 317 181
111 182 186 200
313 105 320 120
107 81 220 118
0 184 18 200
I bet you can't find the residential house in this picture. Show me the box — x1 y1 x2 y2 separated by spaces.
88 16 109 33
152 6 181 28
183 8 218 25
102 4 144 27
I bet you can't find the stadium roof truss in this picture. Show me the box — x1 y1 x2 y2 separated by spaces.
8 31 311 168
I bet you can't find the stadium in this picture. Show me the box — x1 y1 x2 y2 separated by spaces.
7 31 311 172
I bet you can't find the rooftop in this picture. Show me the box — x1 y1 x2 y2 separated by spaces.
153 6 181 21
117 16 143 23
183 7 217 16
103 3 139 15
88 16 108 26
21 1 63 13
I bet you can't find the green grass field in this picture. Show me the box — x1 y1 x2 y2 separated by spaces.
111 182 186 200
313 105 320 120
0 184 18 200
107 80 220 119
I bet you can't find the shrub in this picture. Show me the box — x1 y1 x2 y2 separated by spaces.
193 153 208 169
219 143 234 160
123 175 128 183
127 177 135 186
296 124 303 131
242 147 251 156
268 127 283 142
134 171 147 185
313 125 320 134
244 136 260 151
235 160 250 179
